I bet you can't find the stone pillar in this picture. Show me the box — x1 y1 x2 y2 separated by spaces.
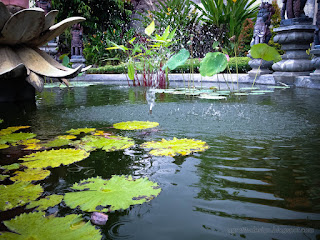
272 23 315 84
310 0 320 83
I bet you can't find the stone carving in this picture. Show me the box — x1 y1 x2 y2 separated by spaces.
35 0 51 14
314 0 320 46
281 0 308 19
71 23 84 57
251 2 275 46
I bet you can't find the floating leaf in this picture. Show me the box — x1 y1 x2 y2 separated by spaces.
198 94 227 100
162 48 190 70
26 194 63 211
0 212 102 240
1 163 21 172
64 175 161 212
58 135 77 140
199 52 228 77
0 126 30 136
234 92 249 96
0 133 36 144
141 137 209 156
0 144 9 149
267 85 290 89
0 175 9 181
66 128 96 135
145 21 155 36
43 137 72 148
10 168 51 182
250 43 281 62
113 121 159 130
20 139 42 150
19 149 90 169
0 182 43 211
73 135 134 152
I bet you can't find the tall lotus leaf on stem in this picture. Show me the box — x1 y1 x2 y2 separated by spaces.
0 212 102 240
199 52 228 77
0 2 88 95
162 48 190 71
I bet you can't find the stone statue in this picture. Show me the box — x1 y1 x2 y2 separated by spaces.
314 0 320 46
281 0 307 20
35 0 51 14
251 2 275 46
71 23 84 56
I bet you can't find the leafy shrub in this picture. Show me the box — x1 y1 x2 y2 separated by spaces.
269 0 284 55
237 18 254 57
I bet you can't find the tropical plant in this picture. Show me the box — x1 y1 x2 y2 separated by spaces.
269 0 284 55
237 18 254 56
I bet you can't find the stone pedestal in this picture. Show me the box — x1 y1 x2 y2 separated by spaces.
248 56 273 77
70 55 86 69
310 48 320 84
39 41 58 57
272 23 315 85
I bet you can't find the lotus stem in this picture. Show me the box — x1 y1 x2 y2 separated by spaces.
251 59 262 89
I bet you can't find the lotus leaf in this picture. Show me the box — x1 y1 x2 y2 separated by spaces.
19 149 90 169
43 137 72 148
0 133 36 144
57 135 77 140
0 163 20 172
0 182 43 211
66 128 96 135
0 212 102 240
198 94 227 100
199 52 228 77
20 138 42 150
141 137 209 156
162 48 190 70
113 121 159 130
64 175 161 212
26 194 63 211
74 135 134 152
0 175 9 181
0 126 30 135
0 144 9 149
10 168 51 182
250 43 281 62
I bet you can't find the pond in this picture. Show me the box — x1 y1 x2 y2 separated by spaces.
0 82 320 239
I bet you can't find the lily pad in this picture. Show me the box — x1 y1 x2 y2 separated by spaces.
0 212 102 240
66 128 96 135
0 163 20 172
198 94 227 100
43 137 72 148
162 48 190 70
73 135 134 152
57 135 77 140
20 139 42 150
0 182 43 211
113 121 159 130
64 175 161 212
199 52 228 77
0 144 9 149
19 149 90 169
26 194 63 211
267 85 290 89
0 126 30 136
234 92 249 96
0 132 36 144
141 137 209 156
250 43 281 62
10 168 51 182
0 175 9 181
0 119 3 124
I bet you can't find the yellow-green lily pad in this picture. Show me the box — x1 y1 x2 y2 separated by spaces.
10 168 51 182
20 139 42 150
141 137 209 156
19 149 90 169
0 212 102 240
113 121 159 130
64 175 161 212
0 126 30 136
57 135 77 140
0 132 36 144
0 163 21 172
0 182 43 211
66 128 96 135
0 175 9 181
74 135 134 152
26 194 63 211
43 137 72 148
0 144 9 149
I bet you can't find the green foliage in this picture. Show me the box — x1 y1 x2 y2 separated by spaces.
0 163 20 172
162 49 190 71
19 149 90 169
141 137 209 156
0 133 37 145
73 135 134 152
0 175 9 181
0 119 3 124
10 169 51 182
113 121 159 130
269 0 284 54
0 144 9 149
0 182 43 211
237 18 254 56
0 212 102 240
200 52 228 77
26 195 63 211
64 175 161 212
250 43 281 62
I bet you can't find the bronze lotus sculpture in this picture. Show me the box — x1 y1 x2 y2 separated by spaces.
0 1 86 102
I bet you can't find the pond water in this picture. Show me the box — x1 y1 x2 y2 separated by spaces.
0 82 320 239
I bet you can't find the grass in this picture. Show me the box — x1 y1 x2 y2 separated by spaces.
87 57 251 74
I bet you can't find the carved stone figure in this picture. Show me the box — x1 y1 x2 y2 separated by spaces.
251 2 275 46
314 0 320 46
71 23 84 56
35 0 51 14
281 0 308 20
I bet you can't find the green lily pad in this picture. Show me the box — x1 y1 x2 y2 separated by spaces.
0 126 30 136
43 137 72 148
0 182 43 211
0 133 36 144
267 85 290 89
234 92 249 96
249 92 266 95
64 175 161 212
198 94 227 100
26 194 63 211
19 149 90 169
251 90 274 93
162 48 190 70
0 144 9 149
141 137 209 156
199 52 228 77
20 139 42 150
113 121 159 130
240 87 260 91
10 168 51 182
0 175 9 181
1 163 21 172
250 43 281 62
0 212 102 240
0 119 3 124
66 128 96 135
57 135 77 140
73 135 134 152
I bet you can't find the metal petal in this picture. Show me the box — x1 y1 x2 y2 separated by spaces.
0 8 45 45
34 48 71 71
44 10 59 31
29 16 85 47
26 71 44 92
0 46 27 79
15 46 82 78
0 2 11 32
